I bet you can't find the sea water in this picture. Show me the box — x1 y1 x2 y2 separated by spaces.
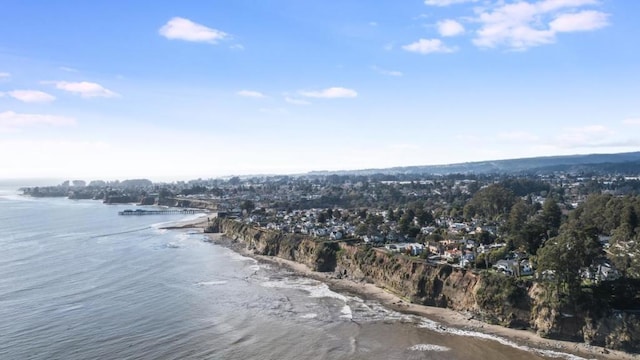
0 188 593 359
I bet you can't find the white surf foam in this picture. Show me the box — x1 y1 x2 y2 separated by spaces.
196 281 228 286
261 278 348 302
249 264 261 272
408 344 450 352
300 313 318 319
223 248 258 263
418 319 592 360
55 304 85 314
340 305 353 320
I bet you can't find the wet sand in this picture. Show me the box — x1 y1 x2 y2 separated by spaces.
182 222 637 360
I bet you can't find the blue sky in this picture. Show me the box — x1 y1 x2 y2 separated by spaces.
1 0 639 181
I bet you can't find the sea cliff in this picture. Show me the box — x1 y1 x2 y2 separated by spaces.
214 218 640 354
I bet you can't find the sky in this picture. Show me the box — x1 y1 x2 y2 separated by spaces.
1 0 639 181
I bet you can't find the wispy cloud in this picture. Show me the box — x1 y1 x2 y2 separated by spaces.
402 38 457 54
285 97 311 105
159 17 228 44
371 65 403 77
473 0 609 50
8 90 56 103
59 66 78 73
259 107 288 114
437 19 465 37
623 118 640 126
299 87 358 99
0 72 10 80
549 10 609 32
553 125 616 148
424 0 477 6
0 111 75 132
497 131 540 142
48 81 119 98
237 90 266 98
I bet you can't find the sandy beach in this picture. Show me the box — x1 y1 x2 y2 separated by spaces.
190 227 640 360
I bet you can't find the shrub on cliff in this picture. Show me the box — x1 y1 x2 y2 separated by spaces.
476 273 528 316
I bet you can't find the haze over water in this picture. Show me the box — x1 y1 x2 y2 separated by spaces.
0 188 586 359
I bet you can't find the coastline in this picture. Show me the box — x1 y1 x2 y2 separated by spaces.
197 228 637 360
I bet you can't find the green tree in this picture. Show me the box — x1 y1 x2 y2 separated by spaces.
537 222 601 298
541 197 562 238
507 199 529 236
610 204 640 278
317 211 327 224
465 184 515 220
240 200 255 215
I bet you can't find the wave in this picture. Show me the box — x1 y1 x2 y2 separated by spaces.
417 319 590 360
196 281 228 286
340 305 353 320
261 278 348 302
408 344 450 352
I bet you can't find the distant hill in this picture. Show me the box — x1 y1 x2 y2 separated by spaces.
307 151 640 176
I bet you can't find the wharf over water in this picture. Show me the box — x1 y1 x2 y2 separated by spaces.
118 209 203 216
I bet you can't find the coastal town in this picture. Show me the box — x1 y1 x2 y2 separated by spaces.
23 171 640 279
20 166 640 354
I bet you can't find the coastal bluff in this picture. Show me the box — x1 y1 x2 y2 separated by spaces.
213 218 640 354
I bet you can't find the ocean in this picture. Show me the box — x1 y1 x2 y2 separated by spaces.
0 188 592 360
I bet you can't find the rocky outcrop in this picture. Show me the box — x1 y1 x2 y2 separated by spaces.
215 218 640 353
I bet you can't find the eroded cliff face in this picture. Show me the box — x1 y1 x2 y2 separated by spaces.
217 220 338 272
333 243 479 310
215 219 640 353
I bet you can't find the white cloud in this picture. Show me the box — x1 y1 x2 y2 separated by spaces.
0 111 75 132
425 0 477 6
59 66 78 73
0 72 10 79
50 81 119 98
259 107 288 114
437 19 465 37
237 90 266 98
285 97 311 105
497 131 540 142
623 118 640 126
473 0 609 50
8 90 56 103
299 87 358 99
538 0 599 12
371 65 403 77
159 17 228 44
230 44 245 51
549 10 609 32
554 125 615 147
402 38 457 54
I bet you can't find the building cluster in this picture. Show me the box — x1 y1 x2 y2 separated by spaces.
23 171 640 279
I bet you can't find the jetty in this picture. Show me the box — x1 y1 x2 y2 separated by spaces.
118 209 203 216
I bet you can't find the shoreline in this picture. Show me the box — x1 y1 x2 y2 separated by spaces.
201 230 637 360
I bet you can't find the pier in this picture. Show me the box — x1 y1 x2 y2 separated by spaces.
118 209 203 215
